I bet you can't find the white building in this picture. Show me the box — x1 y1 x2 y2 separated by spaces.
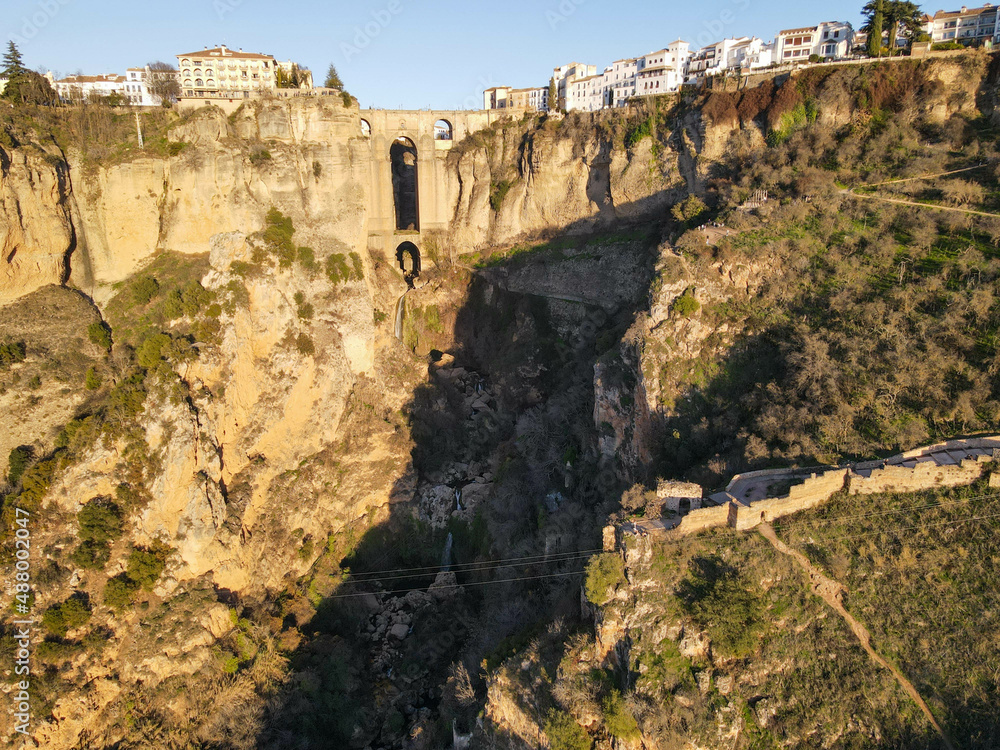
552 62 597 110
177 45 279 100
688 37 774 82
484 85 512 109
483 85 548 111
635 41 691 97
728 37 775 72
606 58 638 107
776 21 854 63
566 73 607 111
53 73 128 103
922 5 999 44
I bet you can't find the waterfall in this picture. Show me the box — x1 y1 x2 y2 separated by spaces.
394 292 406 341
455 487 463 512
441 532 454 572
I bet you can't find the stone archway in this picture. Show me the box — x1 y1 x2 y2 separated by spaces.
390 136 419 231
396 242 421 284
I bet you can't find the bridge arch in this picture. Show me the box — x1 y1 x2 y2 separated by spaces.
396 242 421 283
390 136 419 231
434 119 453 141
360 118 371 137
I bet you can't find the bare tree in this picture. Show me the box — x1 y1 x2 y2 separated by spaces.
146 61 179 105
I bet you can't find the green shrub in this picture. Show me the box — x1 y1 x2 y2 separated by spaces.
71 540 111 570
249 148 272 165
374 310 388 325
7 446 33 486
42 596 91 638
27 375 41 390
87 322 112 351
326 253 352 284
625 117 654 148
0 340 27 367
126 544 170 591
132 276 160 306
298 302 315 320
163 289 185 319
104 574 140 611
295 333 315 356
77 498 125 544
677 556 765 658
490 179 514 212
602 690 640 741
136 333 172 370
84 367 103 390
932 41 964 51
672 293 700 318
349 252 364 280
298 246 317 271
544 709 592 750
585 553 626 606
671 195 708 225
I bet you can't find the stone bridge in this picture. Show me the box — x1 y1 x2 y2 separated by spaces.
358 109 507 277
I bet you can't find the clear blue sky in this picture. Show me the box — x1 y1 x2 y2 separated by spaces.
5 0 869 109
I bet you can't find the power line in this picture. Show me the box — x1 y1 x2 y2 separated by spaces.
342 547 605 581
341 550 602 586
322 569 586 601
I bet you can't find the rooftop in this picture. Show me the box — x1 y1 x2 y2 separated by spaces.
177 46 274 60
56 74 125 84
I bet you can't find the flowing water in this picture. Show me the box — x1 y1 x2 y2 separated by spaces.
394 292 407 341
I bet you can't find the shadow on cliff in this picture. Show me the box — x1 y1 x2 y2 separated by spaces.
253 206 667 749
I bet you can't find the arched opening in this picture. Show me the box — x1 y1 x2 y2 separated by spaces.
434 119 453 141
360 119 371 137
390 136 419 231
396 242 421 285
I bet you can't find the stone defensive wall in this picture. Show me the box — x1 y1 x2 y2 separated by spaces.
667 436 1000 536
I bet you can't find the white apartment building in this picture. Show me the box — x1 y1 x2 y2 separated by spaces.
566 73 607 111
688 37 774 81
776 21 854 63
635 41 691 97
177 45 278 100
552 62 597 110
606 58 638 107
517 86 548 111
53 74 128 103
483 85 549 111
484 86 512 109
922 5 999 43
728 37 775 72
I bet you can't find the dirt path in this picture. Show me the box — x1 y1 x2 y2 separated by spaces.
757 523 955 750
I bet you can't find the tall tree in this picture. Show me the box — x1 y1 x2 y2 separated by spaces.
884 1 925 50
548 78 557 112
146 61 180 105
324 64 343 90
3 41 25 78
862 0 886 57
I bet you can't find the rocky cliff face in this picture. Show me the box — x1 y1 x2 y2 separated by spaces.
2 53 999 748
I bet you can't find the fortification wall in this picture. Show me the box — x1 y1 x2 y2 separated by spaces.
673 504 731 535
848 457 988 495
730 469 850 531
